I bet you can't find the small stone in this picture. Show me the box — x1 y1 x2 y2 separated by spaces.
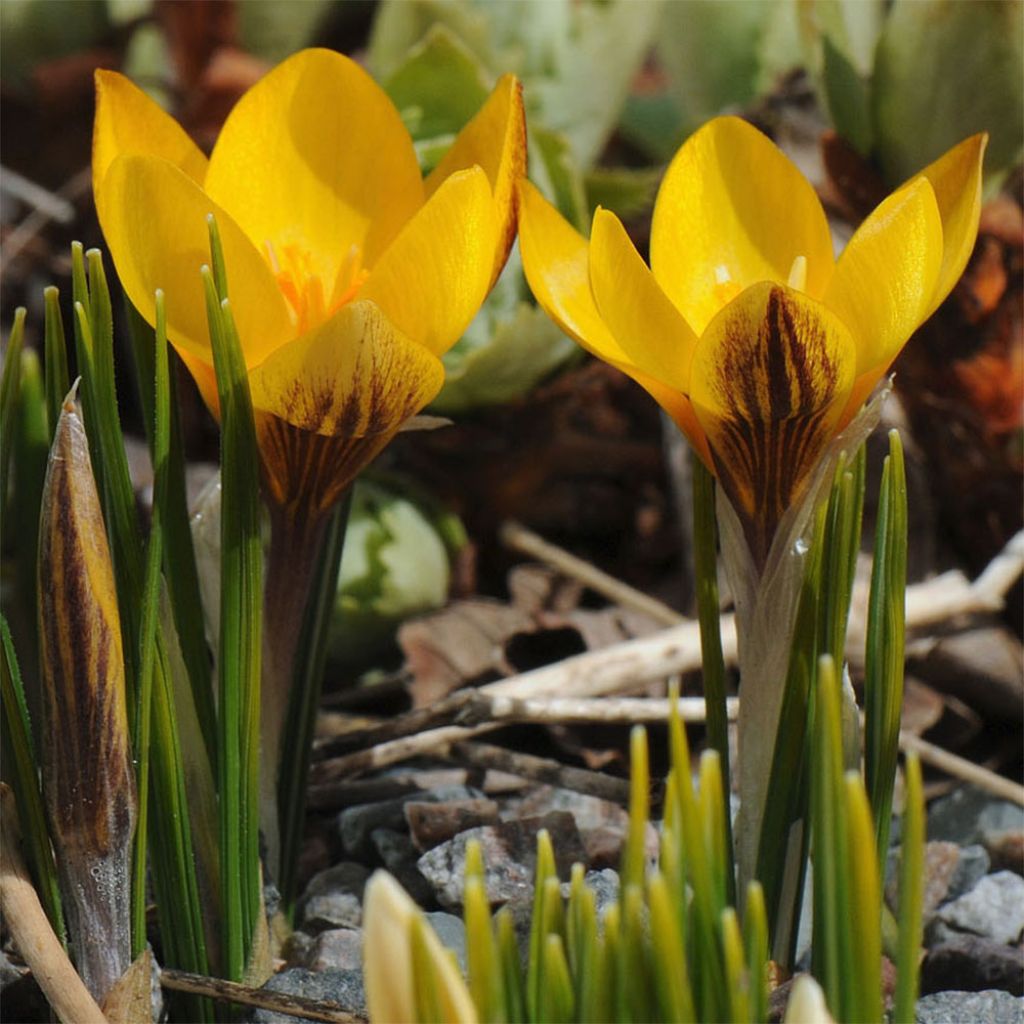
417 812 586 911
248 968 366 1022
585 868 620 918
300 928 363 972
297 862 369 934
284 930 314 965
888 841 962 920
988 832 1024 876
947 845 992 903
928 786 1024 867
512 786 657 870
405 798 500 851
915 989 1024 1024
921 937 1024 996
370 828 435 906
338 786 480 858
929 871 1024 946
425 912 468 972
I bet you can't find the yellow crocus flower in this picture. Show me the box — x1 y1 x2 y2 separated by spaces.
93 47 525 517
519 116 984 568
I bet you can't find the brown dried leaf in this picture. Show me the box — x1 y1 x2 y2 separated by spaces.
102 950 153 1024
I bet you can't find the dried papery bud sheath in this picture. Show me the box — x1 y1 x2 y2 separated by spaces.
37 392 136 1003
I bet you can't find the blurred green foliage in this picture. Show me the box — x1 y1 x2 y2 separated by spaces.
329 477 466 666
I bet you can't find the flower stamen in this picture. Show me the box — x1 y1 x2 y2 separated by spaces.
265 240 368 335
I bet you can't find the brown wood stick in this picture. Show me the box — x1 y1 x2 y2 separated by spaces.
159 968 364 1023
500 519 686 627
0 785 109 1024
899 730 1024 806
447 741 636 808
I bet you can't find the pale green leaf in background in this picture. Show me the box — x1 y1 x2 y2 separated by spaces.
384 24 491 141
657 0 778 135
371 0 661 171
237 0 334 64
432 245 579 414
584 166 661 224
530 125 589 230
799 0 884 157
872 0 1023 191
369 0 497 80
821 32 874 156
528 0 662 168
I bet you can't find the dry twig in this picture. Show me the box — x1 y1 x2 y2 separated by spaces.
447 741 634 807
315 530 1024 799
159 968 364 1023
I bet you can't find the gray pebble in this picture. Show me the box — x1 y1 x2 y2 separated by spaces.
338 786 480 859
915 989 1024 1024
297 862 369 934
248 968 366 1022
370 827 436 905
300 928 363 972
921 937 1024 997
417 813 585 911
425 912 468 972
946 846 992 904
929 872 1024 947
928 786 1024 852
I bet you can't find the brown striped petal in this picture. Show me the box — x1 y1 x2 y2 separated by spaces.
37 395 135 1002
249 299 444 517
690 283 856 570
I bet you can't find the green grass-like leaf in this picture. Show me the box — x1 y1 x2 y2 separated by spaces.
865 430 908 871
10 345 48 674
622 725 649 893
124 301 217 767
130 291 170 958
844 772 883 1024
0 616 65 942
894 752 925 1023
70 245 210 1015
42 288 70 441
0 306 26 509
754 502 825 963
811 655 853 1021
203 214 264 979
692 458 736 905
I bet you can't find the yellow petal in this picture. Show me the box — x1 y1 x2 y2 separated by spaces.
249 300 444 514
517 179 626 365
690 283 856 568
248 299 443 437
204 48 423 280
589 207 697 393
425 73 527 284
650 116 835 334
360 167 498 357
93 69 208 188
176 348 220 419
97 154 292 369
914 133 987 314
823 176 943 383
518 180 712 464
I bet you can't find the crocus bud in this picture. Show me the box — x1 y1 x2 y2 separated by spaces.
38 392 135 1002
363 870 477 1023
